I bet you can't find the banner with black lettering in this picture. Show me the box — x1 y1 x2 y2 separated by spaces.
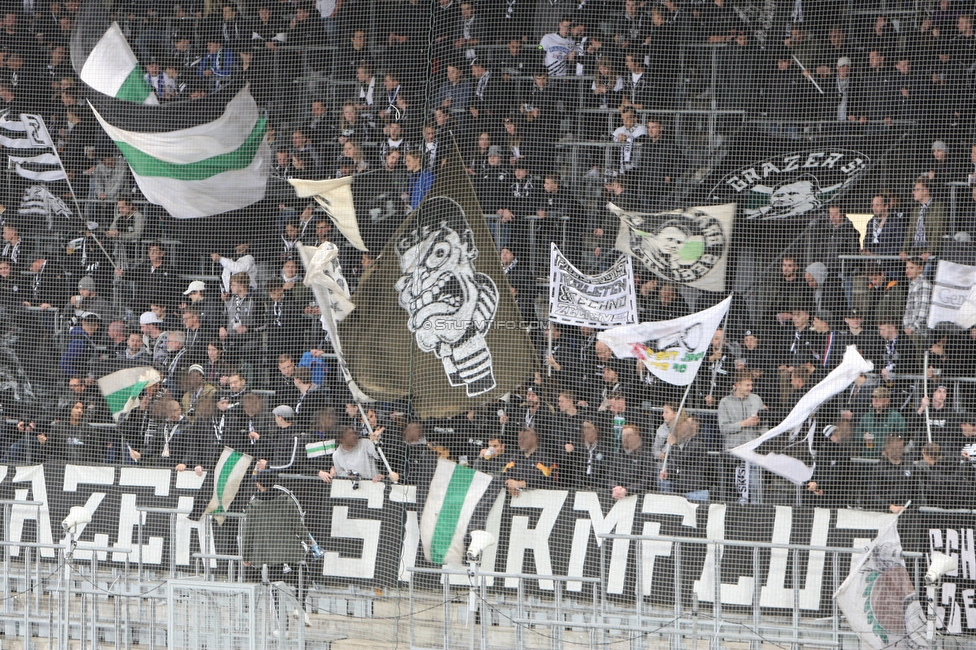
548 243 638 329
709 149 870 221
928 260 976 329
1 462 975 635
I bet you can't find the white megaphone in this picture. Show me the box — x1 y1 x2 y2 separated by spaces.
925 551 958 585
654 323 704 353
466 530 497 561
61 506 92 534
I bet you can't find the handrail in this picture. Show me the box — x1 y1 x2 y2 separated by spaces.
596 532 922 557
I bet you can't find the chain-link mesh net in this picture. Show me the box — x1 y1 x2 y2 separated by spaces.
0 0 973 647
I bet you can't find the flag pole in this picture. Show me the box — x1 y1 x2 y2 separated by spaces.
923 350 932 443
546 324 553 377
660 381 693 475
45 124 118 271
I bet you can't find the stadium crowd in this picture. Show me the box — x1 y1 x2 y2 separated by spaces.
0 0 974 511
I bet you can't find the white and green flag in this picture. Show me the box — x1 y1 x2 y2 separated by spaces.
420 458 495 565
88 86 270 219
96 366 160 422
205 447 253 525
70 2 269 218
78 22 157 104
834 514 926 649
305 439 337 458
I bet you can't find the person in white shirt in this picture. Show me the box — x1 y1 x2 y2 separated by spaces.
539 18 575 76
143 58 176 99
319 426 384 482
611 107 646 173
211 238 258 294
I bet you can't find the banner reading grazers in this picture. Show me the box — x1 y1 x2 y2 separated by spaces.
548 243 638 329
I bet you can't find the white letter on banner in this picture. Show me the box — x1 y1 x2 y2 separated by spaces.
173 472 207 567
390 484 420 583
115 493 164 564
113 467 172 563
61 464 115 561
175 496 211 567
760 506 829 610
694 503 752 605
321 481 383 579
10 465 55 558
565 492 636 593
638 495 699 597
961 528 976 581
504 490 568 590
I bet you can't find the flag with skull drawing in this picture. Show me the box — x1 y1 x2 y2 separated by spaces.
336 137 538 419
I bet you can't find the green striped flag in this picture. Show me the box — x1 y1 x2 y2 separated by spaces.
78 23 157 105
96 366 161 422
205 447 253 525
420 458 496 565
87 85 271 219
305 439 337 458
70 1 270 219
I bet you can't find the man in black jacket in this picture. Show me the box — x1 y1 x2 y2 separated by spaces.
562 419 610 491
805 424 857 508
608 424 652 500
863 436 917 513
502 427 554 495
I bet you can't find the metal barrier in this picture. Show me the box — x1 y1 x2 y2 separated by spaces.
403 532 930 650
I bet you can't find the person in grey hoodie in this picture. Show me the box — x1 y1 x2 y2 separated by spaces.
718 372 769 504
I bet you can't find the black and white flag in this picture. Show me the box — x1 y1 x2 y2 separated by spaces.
549 243 637 329
611 202 734 292
0 113 67 182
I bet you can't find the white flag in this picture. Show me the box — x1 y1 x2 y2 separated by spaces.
597 295 732 386
548 243 638 329
928 260 976 329
296 241 371 404
834 515 926 649
289 176 368 251
729 345 874 485
611 202 734 292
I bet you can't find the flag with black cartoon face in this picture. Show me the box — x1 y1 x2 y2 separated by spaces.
709 148 870 221
337 138 538 419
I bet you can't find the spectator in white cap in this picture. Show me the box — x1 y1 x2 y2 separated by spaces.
140 311 165 358
180 364 216 424
822 55 859 123
180 279 222 327
921 139 968 195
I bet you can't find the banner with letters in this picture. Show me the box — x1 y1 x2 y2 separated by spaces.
0 462 972 633
548 243 638 329
927 260 976 329
709 149 870 221
610 202 734 292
